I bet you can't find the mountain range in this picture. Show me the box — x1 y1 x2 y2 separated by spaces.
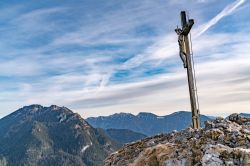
86 111 212 136
0 105 120 166
1 105 249 166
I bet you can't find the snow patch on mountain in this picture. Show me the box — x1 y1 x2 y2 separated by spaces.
81 142 93 153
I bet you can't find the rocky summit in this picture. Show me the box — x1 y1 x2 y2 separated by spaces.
103 114 250 166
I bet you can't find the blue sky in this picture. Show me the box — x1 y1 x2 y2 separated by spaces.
0 0 249 118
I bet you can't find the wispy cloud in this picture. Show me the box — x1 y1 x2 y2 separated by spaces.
0 0 249 118
97 0 247 88
196 0 246 36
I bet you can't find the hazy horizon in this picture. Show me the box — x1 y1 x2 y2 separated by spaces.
0 104 248 119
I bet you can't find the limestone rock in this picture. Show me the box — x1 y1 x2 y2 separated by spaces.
103 114 250 166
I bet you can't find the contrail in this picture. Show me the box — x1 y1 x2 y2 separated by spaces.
96 0 246 91
196 0 245 37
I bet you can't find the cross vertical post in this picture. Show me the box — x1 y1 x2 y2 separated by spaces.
175 11 200 129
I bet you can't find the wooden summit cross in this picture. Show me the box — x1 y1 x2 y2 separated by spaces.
175 11 201 129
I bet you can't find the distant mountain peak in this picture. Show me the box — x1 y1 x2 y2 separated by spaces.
110 112 134 118
22 104 44 110
169 111 189 115
16 104 44 115
17 104 72 115
49 104 61 110
137 112 157 118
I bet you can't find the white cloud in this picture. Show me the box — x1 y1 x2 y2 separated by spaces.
3 32 249 118
0 0 249 118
